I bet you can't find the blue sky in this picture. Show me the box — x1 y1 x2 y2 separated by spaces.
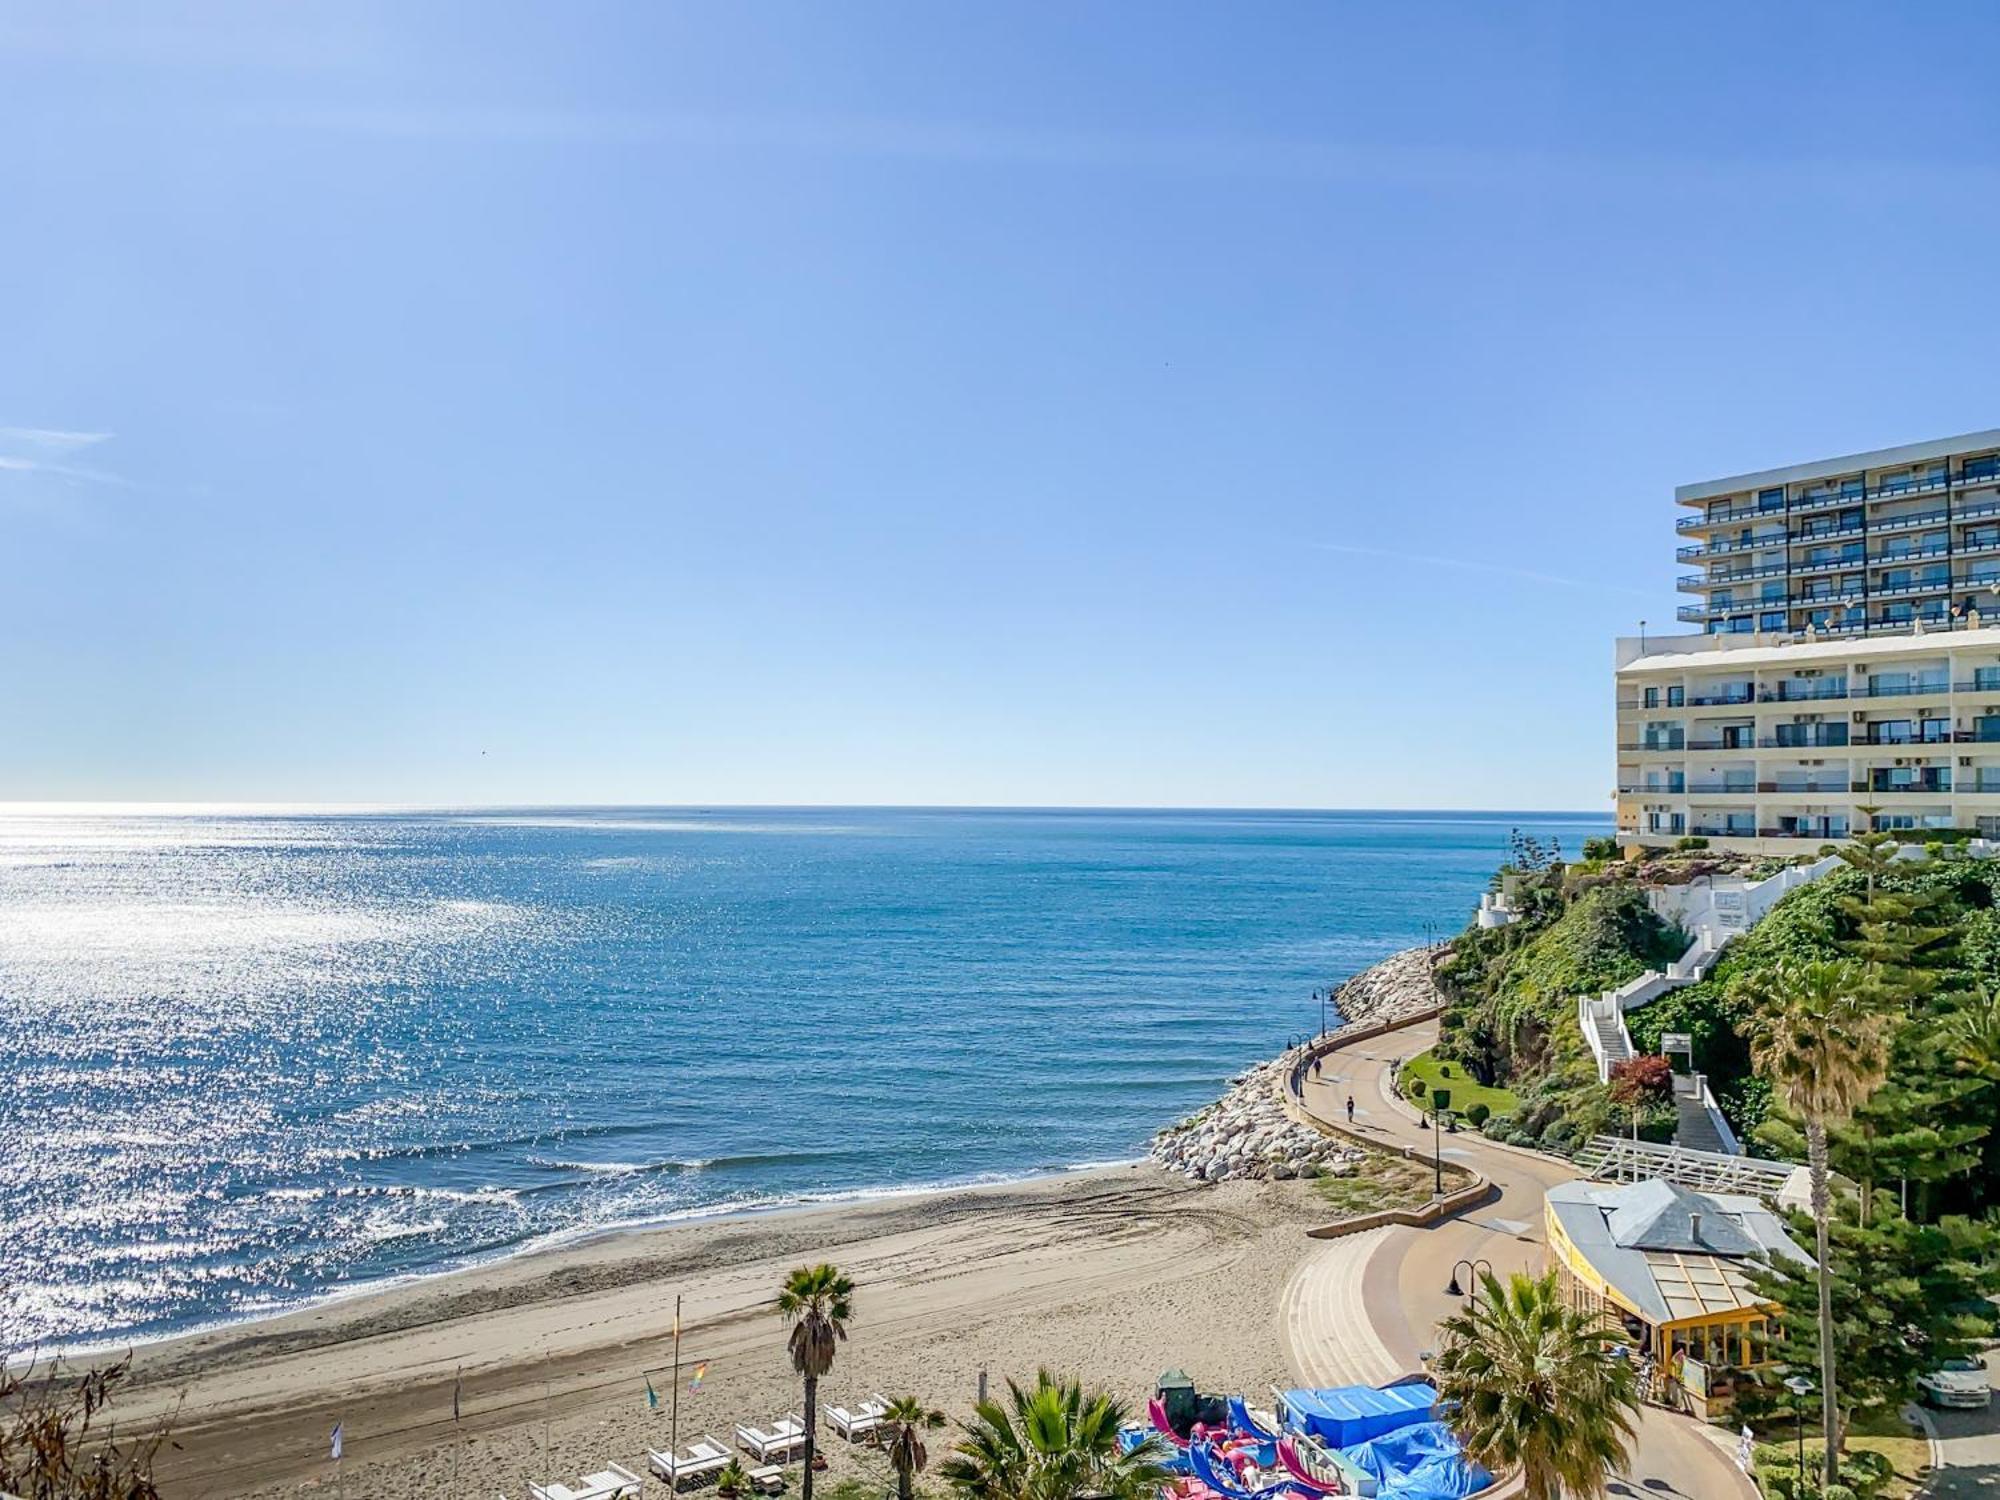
5 3 1999 809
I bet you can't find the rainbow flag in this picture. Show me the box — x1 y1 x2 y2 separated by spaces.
688 1362 709 1393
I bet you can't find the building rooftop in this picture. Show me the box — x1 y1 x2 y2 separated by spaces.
1618 623 2000 674
1676 428 2000 505
1547 1177 1810 1326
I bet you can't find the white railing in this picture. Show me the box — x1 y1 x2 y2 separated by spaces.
1578 993 1633 1083
1573 1135 1795 1200
1696 1074 1742 1156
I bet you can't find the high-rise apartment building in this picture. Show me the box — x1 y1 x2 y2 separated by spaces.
1616 429 2000 852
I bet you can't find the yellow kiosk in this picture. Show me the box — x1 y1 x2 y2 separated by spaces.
1544 1176 1810 1419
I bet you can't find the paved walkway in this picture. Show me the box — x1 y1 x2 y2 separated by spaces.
1286 1017 1757 1500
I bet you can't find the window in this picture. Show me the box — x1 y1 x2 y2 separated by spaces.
1727 615 1753 634
1667 686 1684 707
1758 487 1785 511
1760 612 1787 631
1643 687 1659 708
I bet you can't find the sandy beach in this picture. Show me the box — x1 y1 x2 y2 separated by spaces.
122 1162 1335 1500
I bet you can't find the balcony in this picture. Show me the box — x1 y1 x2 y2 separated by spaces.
1619 739 1687 753
1759 781 1850 795
1872 540 1953 563
1790 519 1868 543
1677 562 1791 590
1760 733 1850 750
1793 586 1868 607
1617 783 1685 796
1957 675 2000 693
1758 825 1851 840
1863 678 1951 698
1685 781 1758 796
1687 688 1756 706
1677 535 1782 561
1792 552 1867 577
1871 577 1954 600
1679 502 1784 532
1868 506 1951 536
1865 778 1954 795
1760 682 1847 702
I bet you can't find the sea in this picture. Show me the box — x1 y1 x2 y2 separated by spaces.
0 805 1607 1353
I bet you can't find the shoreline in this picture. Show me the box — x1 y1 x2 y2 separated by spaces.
41 1156 1145 1366
104 946 1444 1500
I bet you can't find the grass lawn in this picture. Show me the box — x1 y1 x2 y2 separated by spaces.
1310 1148 1470 1219
1399 1054 1518 1120
1753 1406 1931 1500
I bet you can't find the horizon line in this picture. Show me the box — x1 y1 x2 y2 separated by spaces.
0 799 1612 817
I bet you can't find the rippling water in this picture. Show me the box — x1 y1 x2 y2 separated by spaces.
0 805 1605 1350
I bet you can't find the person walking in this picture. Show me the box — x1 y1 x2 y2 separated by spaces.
1345 1095 1355 1124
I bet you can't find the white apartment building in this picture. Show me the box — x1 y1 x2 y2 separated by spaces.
1617 429 2000 854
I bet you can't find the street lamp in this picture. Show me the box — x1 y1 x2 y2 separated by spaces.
1444 1258 1493 1299
1429 1087 1451 1197
1783 1374 1814 1483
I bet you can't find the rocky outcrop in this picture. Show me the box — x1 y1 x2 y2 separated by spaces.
1148 947 1440 1184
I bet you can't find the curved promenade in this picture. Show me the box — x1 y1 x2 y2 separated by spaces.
1278 967 1755 1499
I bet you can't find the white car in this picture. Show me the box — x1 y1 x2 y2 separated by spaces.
1918 1357 1992 1410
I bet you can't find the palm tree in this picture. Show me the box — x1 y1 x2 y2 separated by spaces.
1739 956 1891 1489
937 1369 1167 1500
1432 1269 1638 1500
881 1396 946 1500
777 1263 854 1500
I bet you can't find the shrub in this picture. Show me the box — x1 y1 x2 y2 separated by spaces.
1675 835 1710 850
1409 1078 1428 1100
1607 1052 1673 1105
1464 1101 1490 1126
1581 835 1620 861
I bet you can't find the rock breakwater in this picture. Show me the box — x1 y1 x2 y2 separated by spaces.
1147 946 1440 1184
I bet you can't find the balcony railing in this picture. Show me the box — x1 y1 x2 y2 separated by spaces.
1678 562 1791 590
1871 578 1955 600
1679 503 1785 532
1617 784 1685 796
1863 679 1951 697
1685 782 1759 795
1872 540 1954 562
1790 519 1869 542
1761 683 1848 702
1864 781 1954 794
1759 735 1851 749
1957 678 2000 694
1677 535 1783 561
1758 826 1851 840
1868 506 1951 535
1759 782 1850 795
1687 689 1756 706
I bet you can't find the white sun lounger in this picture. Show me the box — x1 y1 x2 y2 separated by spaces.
735 1416 808 1463
529 1462 644 1500
747 1464 786 1494
826 1402 883 1442
649 1436 734 1488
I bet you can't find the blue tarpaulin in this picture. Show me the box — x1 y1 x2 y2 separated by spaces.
1380 1452 1490 1500
1343 1422 1458 1482
1278 1383 1437 1448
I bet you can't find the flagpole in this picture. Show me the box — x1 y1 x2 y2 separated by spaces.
671 1293 683 1462
453 1366 463 1500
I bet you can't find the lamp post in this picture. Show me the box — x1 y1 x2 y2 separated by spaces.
1429 1087 1451 1197
1444 1258 1492 1299
1783 1374 1814 1484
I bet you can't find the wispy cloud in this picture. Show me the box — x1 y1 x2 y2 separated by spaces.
1305 541 1650 599
0 427 112 453
0 427 126 488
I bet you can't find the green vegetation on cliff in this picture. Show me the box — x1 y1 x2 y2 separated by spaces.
1434 880 1685 1152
